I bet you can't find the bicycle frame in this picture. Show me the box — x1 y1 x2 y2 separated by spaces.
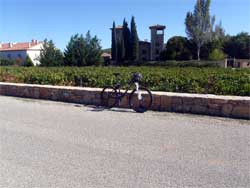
114 81 140 102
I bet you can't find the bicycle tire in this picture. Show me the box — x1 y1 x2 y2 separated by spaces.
129 87 153 113
101 86 117 108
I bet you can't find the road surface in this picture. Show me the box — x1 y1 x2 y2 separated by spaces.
0 96 249 188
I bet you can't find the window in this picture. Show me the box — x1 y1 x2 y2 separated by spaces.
7 54 11 59
155 49 159 55
142 50 147 55
155 42 160 47
18 54 22 58
157 30 163 35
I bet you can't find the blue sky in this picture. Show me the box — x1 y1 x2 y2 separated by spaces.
0 0 249 50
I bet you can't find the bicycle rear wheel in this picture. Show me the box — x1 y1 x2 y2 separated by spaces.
129 87 153 113
101 86 117 108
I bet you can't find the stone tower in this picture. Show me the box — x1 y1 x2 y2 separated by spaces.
149 25 166 60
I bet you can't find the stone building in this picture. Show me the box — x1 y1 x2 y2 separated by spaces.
225 58 250 68
139 40 151 61
112 24 166 62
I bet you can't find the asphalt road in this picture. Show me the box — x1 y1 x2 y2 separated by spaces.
0 96 249 188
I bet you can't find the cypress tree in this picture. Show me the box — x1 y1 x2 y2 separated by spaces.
116 40 124 65
122 18 131 60
111 21 117 61
130 16 139 61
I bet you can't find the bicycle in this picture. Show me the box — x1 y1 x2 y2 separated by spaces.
101 72 153 113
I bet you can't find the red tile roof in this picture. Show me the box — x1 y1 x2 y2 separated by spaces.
0 40 42 51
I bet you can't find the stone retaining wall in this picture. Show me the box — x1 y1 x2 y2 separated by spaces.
0 82 249 119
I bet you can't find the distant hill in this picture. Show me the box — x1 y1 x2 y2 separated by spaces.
102 48 111 54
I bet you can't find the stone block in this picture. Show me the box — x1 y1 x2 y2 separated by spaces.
172 97 182 105
191 105 207 114
151 95 161 111
172 105 183 112
222 104 233 117
160 95 171 111
232 106 250 119
182 97 194 105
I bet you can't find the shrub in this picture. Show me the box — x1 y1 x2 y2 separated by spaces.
23 56 34 67
0 66 249 96
0 58 15 66
208 49 225 61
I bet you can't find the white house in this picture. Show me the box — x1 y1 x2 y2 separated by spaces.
0 40 43 65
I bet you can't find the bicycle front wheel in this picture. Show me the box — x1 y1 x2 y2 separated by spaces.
129 87 153 113
101 86 117 108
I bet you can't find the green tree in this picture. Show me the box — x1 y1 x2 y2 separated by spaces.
85 31 102 66
39 39 64 66
111 21 117 61
130 16 139 61
224 32 250 59
185 0 214 60
23 55 34 67
64 32 102 66
123 18 131 60
64 34 87 66
199 22 226 59
164 36 193 60
116 40 125 64
213 21 225 40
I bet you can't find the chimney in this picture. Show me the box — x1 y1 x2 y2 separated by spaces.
0 42 2 48
31 39 38 44
28 42 31 48
9 42 13 48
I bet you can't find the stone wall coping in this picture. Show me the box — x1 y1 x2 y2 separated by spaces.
153 91 250 101
1 82 249 101
0 82 103 92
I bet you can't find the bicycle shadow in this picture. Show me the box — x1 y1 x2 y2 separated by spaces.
86 105 137 113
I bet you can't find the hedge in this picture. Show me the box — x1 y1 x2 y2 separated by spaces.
0 66 249 96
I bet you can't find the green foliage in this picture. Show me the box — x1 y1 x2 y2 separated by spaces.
23 55 34 67
185 0 214 60
130 16 139 61
163 36 192 60
85 31 102 66
0 57 15 66
39 39 64 66
0 66 249 96
224 32 250 59
64 32 102 66
208 49 225 61
111 22 117 61
116 40 125 64
123 18 131 60
64 34 87 66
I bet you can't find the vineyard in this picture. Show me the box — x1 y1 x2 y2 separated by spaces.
0 66 249 96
